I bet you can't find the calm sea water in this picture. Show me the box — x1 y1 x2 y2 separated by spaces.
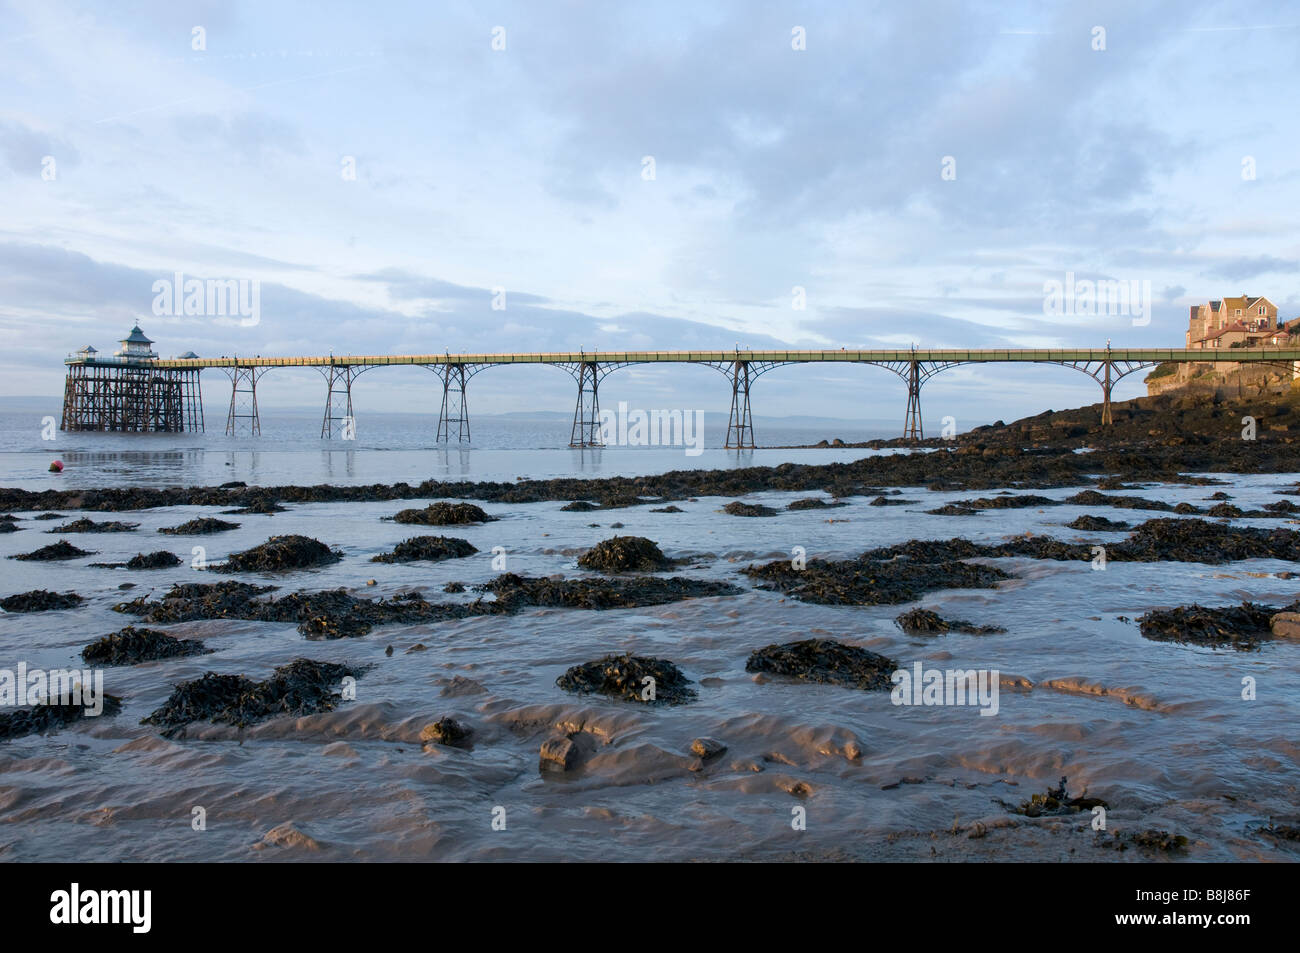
0 408 899 489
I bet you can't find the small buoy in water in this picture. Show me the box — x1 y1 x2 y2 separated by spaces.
366 579 377 586
385 645 393 657
49 460 63 473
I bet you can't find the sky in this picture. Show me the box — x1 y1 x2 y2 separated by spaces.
1 0 1298 430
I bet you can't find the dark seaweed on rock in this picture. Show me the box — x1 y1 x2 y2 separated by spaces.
650 505 684 513
11 540 94 561
48 517 139 533
1066 515 1132 531
577 535 673 572
788 498 847 510
158 517 241 535
556 653 697 704
1111 518 1300 563
81 626 212 665
0 590 85 612
0 521 16 533
1064 490 1176 512
114 580 278 622
561 500 599 511
941 494 1059 510
221 499 286 515
868 496 914 506
213 535 343 573
862 519 1300 564
116 573 742 638
32 512 65 520
1096 829 1189 853
744 554 1009 606
926 504 982 516
390 501 497 525
92 551 183 569
478 573 741 611
127 551 182 569
723 501 779 517
1137 601 1280 650
370 535 477 564
745 638 895 691
0 696 123 741
115 582 465 638
1004 776 1107 817
894 608 1005 635
142 658 369 737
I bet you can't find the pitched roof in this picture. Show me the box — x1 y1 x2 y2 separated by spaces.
121 324 153 345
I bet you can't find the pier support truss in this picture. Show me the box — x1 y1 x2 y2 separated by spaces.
697 356 794 449
566 360 603 447
319 363 372 439
224 364 266 436
61 364 202 433
425 362 491 443
1052 355 1161 426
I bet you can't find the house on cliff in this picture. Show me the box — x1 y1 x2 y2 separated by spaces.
1186 295 1285 348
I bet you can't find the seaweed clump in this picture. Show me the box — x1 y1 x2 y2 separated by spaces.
81 626 212 665
1136 601 1280 651
214 535 343 573
159 517 240 535
1004 776 1107 817
723 501 779 517
0 696 123 741
142 658 369 737
0 589 85 612
390 502 497 525
745 638 895 691
577 535 674 573
91 551 183 569
48 517 139 533
788 498 847 510
894 608 1006 635
556 653 697 704
744 551 1009 606
11 540 94 561
478 573 740 611
371 536 477 564
1066 515 1132 531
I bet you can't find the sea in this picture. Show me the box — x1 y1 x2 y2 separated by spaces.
0 402 1297 861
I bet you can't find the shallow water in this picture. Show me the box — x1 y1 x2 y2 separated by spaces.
1 460 1298 861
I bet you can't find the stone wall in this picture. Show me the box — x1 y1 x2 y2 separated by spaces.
1146 358 1299 399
